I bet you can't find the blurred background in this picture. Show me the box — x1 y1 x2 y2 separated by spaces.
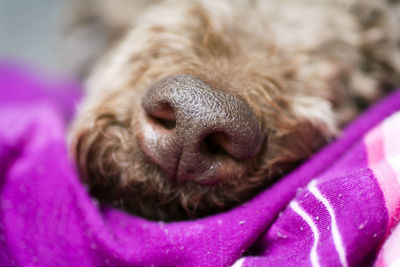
0 0 70 76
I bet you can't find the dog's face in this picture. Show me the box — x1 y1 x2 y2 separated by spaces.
70 0 400 220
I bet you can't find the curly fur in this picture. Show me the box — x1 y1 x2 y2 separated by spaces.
69 0 400 221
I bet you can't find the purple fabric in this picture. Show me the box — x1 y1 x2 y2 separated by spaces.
0 62 399 266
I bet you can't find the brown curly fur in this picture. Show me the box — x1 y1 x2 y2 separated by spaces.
68 0 400 221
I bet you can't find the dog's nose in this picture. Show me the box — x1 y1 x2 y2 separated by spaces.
139 74 263 184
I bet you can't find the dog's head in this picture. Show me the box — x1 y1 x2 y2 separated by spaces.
70 0 400 220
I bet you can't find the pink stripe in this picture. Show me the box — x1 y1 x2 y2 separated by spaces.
374 253 386 267
365 124 385 165
370 162 400 233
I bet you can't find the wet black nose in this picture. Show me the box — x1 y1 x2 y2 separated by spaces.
139 74 263 184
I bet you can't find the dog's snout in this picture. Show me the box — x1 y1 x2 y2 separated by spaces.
140 74 263 184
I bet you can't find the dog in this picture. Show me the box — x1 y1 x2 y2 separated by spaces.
67 0 400 221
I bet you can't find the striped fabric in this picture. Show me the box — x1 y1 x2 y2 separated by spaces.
235 110 400 266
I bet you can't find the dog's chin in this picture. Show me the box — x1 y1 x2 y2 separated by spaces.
73 118 268 221
115 168 251 221
85 150 266 221
79 121 296 221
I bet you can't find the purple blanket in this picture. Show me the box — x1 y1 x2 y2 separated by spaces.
1 62 399 267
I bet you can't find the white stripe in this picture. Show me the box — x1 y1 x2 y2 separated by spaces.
387 154 400 181
231 258 245 267
290 201 320 267
389 259 400 267
308 180 348 267
383 112 400 159
383 111 400 131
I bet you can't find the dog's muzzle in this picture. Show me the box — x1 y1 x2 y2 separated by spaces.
139 74 263 185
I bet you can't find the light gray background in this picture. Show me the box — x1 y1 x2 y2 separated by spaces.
0 0 69 75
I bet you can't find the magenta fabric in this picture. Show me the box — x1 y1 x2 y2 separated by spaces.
0 62 399 267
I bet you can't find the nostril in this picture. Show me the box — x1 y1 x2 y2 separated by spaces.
148 115 176 130
203 132 232 158
145 102 176 130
